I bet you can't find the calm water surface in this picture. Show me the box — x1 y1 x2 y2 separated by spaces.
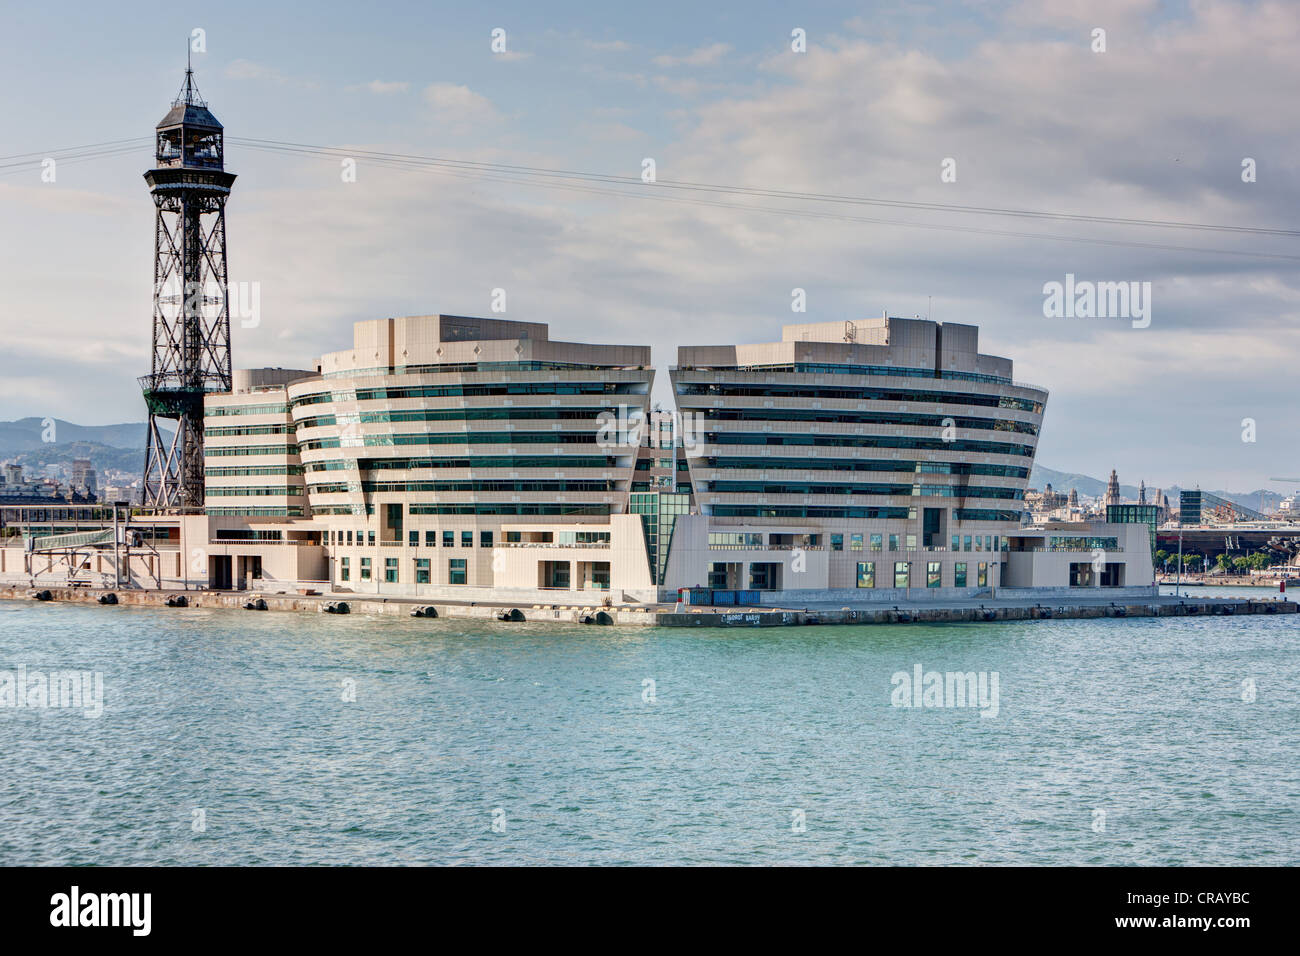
1 598 1296 865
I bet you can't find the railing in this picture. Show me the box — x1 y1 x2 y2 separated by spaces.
209 539 319 546
503 542 611 549
709 544 826 551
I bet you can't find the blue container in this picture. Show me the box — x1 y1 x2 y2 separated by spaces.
684 588 713 605
737 590 762 606
713 590 737 606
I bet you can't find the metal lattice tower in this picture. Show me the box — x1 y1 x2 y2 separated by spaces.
139 62 236 512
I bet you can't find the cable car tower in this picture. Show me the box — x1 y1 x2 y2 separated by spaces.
139 58 235 511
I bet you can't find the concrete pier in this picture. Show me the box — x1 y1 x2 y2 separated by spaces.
3 584 1294 627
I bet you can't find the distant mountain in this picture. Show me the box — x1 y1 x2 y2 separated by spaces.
7 441 148 479
0 419 171 485
1029 465 1123 498
1031 465 1281 514
0 418 158 453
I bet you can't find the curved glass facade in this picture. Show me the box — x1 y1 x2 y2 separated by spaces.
671 316 1048 591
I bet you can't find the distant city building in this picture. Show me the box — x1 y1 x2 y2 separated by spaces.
0 461 75 504
1179 489 1267 525
1107 504 1161 560
71 458 98 499
1104 469 1122 508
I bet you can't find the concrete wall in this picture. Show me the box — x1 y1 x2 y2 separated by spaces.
760 586 994 605
1003 524 1154 588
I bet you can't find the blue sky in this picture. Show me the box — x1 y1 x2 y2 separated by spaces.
1 0 1298 490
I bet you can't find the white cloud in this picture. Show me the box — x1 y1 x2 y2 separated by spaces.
1006 0 1160 28
652 76 703 97
421 82 500 126
653 42 732 67
355 79 409 95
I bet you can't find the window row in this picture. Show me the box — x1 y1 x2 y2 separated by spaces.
831 533 1006 553
339 556 466 585
326 528 494 549
855 561 990 589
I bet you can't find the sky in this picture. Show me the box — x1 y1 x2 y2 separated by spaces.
0 0 1297 490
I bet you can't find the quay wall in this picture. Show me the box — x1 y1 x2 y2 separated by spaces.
2 584 1294 628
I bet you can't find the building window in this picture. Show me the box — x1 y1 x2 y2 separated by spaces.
889 533 899 551
963 535 972 552
954 562 967 588
443 530 454 548
415 558 430 584
906 534 917 550
480 531 493 548
974 535 982 552
340 557 350 582
709 532 763 549
385 558 398 583
894 561 910 588
927 561 941 588
850 533 863 551
449 558 467 585
462 531 473 548
346 530 353 546
951 534 960 552
748 562 780 590
540 560 570 589
425 530 436 547
367 530 375 547
831 533 843 551
409 530 418 547
870 533 882 552
360 557 372 580
978 562 988 587
856 562 875 588
985 536 993 551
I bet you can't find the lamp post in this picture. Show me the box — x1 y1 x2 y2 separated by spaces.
1175 527 1183 598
